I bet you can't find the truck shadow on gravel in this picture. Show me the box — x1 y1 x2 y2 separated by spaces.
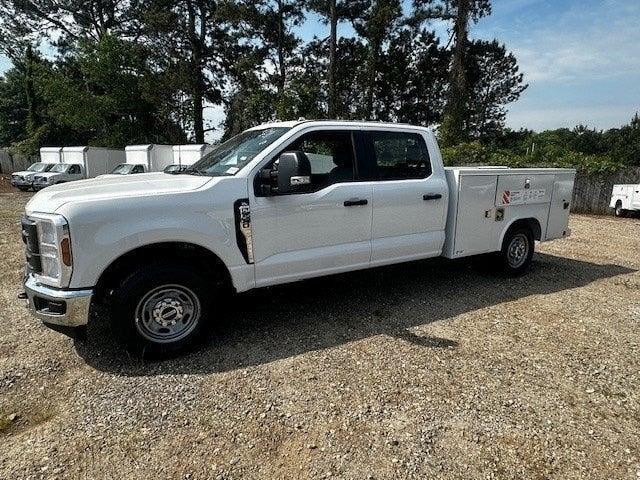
74 253 634 376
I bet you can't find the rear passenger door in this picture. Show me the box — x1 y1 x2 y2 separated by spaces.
363 130 448 265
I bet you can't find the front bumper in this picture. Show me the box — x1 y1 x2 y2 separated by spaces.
23 275 93 327
11 178 32 188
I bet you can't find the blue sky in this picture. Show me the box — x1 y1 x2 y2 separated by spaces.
1 0 639 134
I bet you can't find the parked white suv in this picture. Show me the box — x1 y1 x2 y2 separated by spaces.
21 121 575 356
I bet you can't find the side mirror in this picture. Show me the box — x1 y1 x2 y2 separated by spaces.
277 151 311 194
258 151 312 196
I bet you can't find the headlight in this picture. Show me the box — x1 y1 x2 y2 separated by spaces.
31 213 72 287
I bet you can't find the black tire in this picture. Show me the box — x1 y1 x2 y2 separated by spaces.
499 227 534 276
110 262 215 357
614 201 626 218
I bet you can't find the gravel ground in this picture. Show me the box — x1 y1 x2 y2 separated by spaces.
0 185 639 479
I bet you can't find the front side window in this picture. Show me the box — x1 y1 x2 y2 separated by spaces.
132 165 144 174
368 131 431 180
50 164 69 173
111 164 133 175
190 127 291 176
282 130 355 190
69 165 81 174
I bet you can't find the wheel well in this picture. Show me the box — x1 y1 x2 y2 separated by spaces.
615 199 622 207
94 242 233 302
505 218 542 243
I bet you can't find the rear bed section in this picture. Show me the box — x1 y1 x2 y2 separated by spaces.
442 167 576 259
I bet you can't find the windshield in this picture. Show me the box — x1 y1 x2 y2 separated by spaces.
111 164 136 175
50 163 70 173
187 127 291 176
28 163 53 172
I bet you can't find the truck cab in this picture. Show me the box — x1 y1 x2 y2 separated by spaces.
32 163 84 190
21 121 575 357
109 163 147 175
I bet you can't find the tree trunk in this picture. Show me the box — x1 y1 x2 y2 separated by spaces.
186 0 205 142
364 41 379 120
440 0 470 146
276 0 286 95
24 46 38 136
327 0 338 118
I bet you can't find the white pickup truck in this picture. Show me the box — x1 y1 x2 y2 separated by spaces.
21 121 575 356
610 184 640 216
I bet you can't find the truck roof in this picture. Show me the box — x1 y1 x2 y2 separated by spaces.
247 120 434 132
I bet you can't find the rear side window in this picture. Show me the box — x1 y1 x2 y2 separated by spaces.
368 131 431 180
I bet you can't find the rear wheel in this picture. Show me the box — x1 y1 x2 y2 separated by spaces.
499 227 534 276
110 263 216 357
614 201 626 217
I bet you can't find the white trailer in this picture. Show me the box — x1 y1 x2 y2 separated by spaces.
62 146 125 178
171 144 214 167
121 144 174 173
610 184 640 216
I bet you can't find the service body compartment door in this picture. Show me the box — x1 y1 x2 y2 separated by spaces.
546 172 575 240
453 174 498 256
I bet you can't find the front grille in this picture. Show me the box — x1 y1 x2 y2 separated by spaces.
21 216 42 273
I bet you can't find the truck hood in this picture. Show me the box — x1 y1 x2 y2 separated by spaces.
12 170 33 177
33 172 63 179
27 172 213 214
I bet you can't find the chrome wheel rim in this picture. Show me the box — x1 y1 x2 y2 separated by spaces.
135 284 201 344
507 234 529 268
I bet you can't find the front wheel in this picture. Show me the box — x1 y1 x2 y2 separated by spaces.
614 201 626 218
110 263 214 356
499 227 534 276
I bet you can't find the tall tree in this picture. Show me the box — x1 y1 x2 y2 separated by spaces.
353 0 402 119
414 0 491 144
306 0 369 118
464 40 527 138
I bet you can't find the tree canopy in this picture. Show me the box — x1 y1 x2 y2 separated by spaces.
0 0 635 173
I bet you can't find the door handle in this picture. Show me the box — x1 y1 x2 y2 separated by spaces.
423 193 442 201
344 198 368 207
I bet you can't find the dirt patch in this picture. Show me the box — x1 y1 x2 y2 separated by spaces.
0 191 638 479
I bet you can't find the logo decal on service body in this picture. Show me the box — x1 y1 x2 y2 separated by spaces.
501 189 545 206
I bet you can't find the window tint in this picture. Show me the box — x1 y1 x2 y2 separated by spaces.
284 131 355 190
69 164 81 174
369 131 431 180
132 165 144 174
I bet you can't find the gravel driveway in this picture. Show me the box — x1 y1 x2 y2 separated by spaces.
0 189 639 479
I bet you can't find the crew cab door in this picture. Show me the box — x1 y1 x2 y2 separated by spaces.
362 129 448 265
250 129 373 287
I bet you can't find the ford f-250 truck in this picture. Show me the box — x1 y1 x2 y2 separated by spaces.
20 121 576 356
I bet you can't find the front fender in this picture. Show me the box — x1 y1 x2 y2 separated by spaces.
56 181 251 290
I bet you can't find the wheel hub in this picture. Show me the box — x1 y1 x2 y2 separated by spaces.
152 298 184 327
508 234 529 268
135 284 201 344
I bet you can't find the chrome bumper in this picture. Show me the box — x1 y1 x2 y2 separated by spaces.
23 275 93 327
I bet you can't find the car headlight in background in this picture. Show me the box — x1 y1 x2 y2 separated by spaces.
30 213 72 287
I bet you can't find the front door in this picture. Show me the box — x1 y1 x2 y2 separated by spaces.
363 130 448 266
250 129 373 287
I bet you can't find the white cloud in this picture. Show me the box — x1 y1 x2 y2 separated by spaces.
506 104 638 131
503 1 640 84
